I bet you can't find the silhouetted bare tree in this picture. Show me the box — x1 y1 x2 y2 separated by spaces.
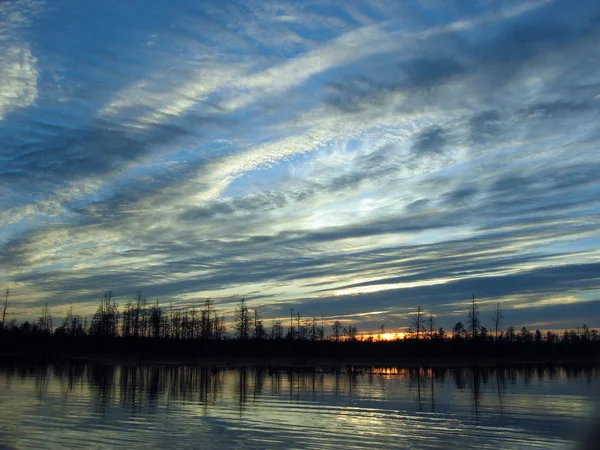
140 296 149 337
309 317 323 341
480 326 488 341
296 312 306 340
288 308 295 340
201 299 215 339
90 291 118 337
150 299 163 339
343 324 358 341
253 309 265 340
453 322 465 339
519 326 533 343
122 300 133 337
56 306 84 337
491 302 504 340
214 314 226 340
428 314 436 340
234 298 250 340
332 320 342 342
546 330 559 344
37 302 53 335
132 292 141 337
467 294 480 339
437 327 446 340
505 325 516 342
1 286 9 331
408 305 424 340
271 320 283 340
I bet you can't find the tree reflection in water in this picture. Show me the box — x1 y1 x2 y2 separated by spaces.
2 363 598 418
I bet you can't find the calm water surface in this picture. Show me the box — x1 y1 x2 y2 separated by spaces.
0 363 598 449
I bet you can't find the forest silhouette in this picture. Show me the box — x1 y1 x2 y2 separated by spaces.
1 288 599 364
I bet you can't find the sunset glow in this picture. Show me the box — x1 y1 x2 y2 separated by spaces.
362 332 407 341
1 0 599 334
1 2 599 449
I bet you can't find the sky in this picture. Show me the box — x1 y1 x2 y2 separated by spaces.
1 0 600 334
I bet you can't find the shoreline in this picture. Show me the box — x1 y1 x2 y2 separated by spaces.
2 351 599 369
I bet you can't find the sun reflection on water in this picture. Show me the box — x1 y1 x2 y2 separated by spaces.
0 363 597 449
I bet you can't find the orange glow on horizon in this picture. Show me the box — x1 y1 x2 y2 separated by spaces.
362 332 406 341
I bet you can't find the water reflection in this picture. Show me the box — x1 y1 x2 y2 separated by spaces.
4 364 599 410
0 364 598 449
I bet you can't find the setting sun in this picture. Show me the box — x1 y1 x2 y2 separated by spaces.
363 332 406 341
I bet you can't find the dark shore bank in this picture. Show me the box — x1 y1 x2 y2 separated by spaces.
2 334 599 370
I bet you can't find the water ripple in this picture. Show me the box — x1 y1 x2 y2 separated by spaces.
0 364 597 449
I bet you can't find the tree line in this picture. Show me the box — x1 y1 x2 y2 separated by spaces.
1 288 599 355
0 289 365 342
404 295 599 345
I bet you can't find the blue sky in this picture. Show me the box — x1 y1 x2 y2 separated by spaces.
1 0 600 333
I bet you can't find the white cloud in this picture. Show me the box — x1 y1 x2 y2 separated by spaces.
0 46 38 120
218 0 553 112
100 62 243 128
4 0 600 331
0 1 41 120
102 0 551 128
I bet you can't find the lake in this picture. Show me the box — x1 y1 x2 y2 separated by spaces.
0 363 598 449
